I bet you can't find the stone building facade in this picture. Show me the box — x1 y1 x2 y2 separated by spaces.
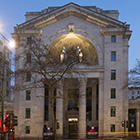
12 3 132 139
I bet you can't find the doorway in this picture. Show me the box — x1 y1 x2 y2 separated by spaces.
69 120 78 138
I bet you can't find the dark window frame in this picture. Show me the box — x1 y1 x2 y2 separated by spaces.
111 51 116 61
26 90 31 100
26 126 30 134
111 88 116 99
111 70 116 80
27 37 31 45
26 73 31 82
86 87 92 121
111 106 116 117
111 124 115 132
111 35 116 42
26 108 30 119
26 53 31 63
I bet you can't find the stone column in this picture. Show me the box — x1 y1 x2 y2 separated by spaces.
98 78 104 137
78 78 87 138
137 109 140 137
56 80 63 138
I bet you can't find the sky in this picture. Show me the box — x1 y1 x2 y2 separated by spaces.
0 0 140 70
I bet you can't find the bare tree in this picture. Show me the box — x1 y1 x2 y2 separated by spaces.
14 36 85 140
128 59 140 87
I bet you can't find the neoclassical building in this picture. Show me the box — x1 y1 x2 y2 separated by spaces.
12 3 132 140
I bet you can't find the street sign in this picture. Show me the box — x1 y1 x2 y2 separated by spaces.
43 127 52 140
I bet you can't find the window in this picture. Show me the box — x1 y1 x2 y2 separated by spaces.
86 87 92 121
111 51 116 61
6 81 9 87
111 124 115 132
26 126 30 134
111 35 116 42
68 89 79 111
26 53 31 63
26 90 31 100
26 73 31 82
111 70 116 80
27 37 31 44
111 88 116 99
6 90 9 96
138 91 139 94
44 85 49 121
111 106 116 117
26 108 30 118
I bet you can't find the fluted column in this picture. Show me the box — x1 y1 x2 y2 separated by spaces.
78 78 87 138
56 80 63 138
137 109 140 137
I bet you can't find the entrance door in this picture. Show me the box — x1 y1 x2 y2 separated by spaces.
69 122 78 138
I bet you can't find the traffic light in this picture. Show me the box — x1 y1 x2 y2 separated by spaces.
5 114 10 127
122 121 125 127
57 121 59 129
13 115 18 126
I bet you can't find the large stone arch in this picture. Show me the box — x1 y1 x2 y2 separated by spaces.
44 29 103 66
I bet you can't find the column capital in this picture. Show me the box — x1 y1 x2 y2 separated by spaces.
78 78 87 85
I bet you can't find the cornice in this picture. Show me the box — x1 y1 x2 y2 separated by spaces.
14 3 127 32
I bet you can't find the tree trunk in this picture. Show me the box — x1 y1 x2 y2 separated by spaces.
50 87 57 140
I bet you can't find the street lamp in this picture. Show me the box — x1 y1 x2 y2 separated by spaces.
0 33 14 140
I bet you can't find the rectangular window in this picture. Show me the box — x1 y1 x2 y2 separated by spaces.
26 53 31 63
44 85 49 121
86 87 92 121
111 124 115 132
111 106 116 117
111 51 116 61
26 108 30 118
26 73 31 82
111 70 116 80
26 90 31 100
27 37 31 44
111 88 116 99
26 126 30 134
111 35 116 42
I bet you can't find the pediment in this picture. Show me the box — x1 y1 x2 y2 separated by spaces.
15 2 126 32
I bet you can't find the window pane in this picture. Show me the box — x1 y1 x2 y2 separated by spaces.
68 89 79 111
111 124 115 132
26 73 31 82
26 90 31 100
26 53 31 63
26 126 30 134
111 51 116 61
27 37 31 44
111 70 116 80
111 35 116 42
111 106 116 117
26 108 30 118
111 88 116 99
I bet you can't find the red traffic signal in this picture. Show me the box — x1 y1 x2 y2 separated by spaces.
122 121 125 127
5 114 9 118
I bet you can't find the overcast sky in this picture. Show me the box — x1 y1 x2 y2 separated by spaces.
0 0 140 70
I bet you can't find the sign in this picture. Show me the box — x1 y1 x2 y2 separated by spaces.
43 127 53 140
